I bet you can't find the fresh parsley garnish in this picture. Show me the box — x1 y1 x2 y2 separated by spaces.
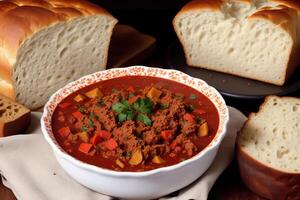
133 97 153 114
81 125 88 132
160 103 169 109
90 112 99 120
189 94 197 100
112 97 153 126
137 113 152 126
78 106 87 113
88 120 94 127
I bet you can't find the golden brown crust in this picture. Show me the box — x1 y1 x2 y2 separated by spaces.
237 95 300 199
237 145 300 199
272 0 300 12
0 111 31 137
179 0 223 12
0 0 114 58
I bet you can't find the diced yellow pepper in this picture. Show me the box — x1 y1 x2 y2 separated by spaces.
198 122 209 137
74 94 86 102
129 150 143 166
116 159 125 168
147 87 162 101
152 155 164 164
85 88 103 99
78 132 89 143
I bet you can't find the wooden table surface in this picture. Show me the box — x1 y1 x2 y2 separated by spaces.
1 1 300 199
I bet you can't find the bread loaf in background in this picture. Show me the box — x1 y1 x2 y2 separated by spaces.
173 0 300 86
0 0 117 109
237 96 300 199
0 94 30 137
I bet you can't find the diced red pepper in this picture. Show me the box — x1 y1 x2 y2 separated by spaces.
90 133 101 145
58 127 71 138
72 111 84 121
78 143 93 154
194 109 206 115
161 130 173 141
58 102 71 109
104 138 118 150
127 86 135 93
170 141 177 149
183 113 195 122
98 130 111 140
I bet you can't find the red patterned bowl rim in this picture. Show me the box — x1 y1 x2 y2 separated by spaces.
41 66 229 177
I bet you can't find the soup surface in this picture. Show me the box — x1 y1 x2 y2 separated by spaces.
52 76 219 171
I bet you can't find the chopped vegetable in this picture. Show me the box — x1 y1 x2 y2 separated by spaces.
198 122 209 137
170 141 178 149
78 143 93 154
85 88 103 99
97 130 111 140
183 113 195 122
72 111 84 121
146 87 162 101
74 94 86 102
152 155 164 164
189 94 197 100
81 125 88 132
137 113 152 126
127 86 135 93
90 133 101 145
194 109 206 115
116 159 125 168
104 138 118 150
58 127 71 138
58 102 71 109
78 132 89 143
129 150 143 166
161 130 173 141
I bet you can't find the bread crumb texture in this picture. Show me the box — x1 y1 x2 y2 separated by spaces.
239 96 300 173
0 95 29 122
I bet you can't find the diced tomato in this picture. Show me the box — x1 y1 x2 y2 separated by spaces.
90 133 101 145
78 143 93 154
161 130 173 141
58 127 71 138
170 141 177 149
127 86 135 93
98 130 111 140
58 102 71 109
104 138 118 150
183 113 195 122
194 109 206 115
72 111 84 121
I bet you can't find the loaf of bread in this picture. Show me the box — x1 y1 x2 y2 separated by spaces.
237 96 300 199
0 94 30 137
0 0 117 109
173 0 300 86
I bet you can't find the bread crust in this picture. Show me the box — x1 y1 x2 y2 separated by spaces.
0 111 31 137
237 145 300 199
0 0 116 102
237 95 300 199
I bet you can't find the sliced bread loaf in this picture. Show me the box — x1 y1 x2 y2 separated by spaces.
0 0 118 109
237 96 300 199
173 0 300 86
0 94 30 137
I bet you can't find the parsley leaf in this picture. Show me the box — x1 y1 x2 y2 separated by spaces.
112 102 128 113
133 97 153 114
81 125 88 132
117 113 127 122
189 94 197 100
137 113 152 126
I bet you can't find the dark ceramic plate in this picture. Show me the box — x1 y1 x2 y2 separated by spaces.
165 41 300 99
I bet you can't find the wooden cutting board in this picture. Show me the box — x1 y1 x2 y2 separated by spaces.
0 24 156 200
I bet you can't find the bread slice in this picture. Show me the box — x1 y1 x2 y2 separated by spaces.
173 0 300 86
0 0 117 109
0 94 30 137
237 96 300 199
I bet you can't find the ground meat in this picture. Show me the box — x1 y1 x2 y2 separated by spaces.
93 106 116 131
181 120 198 135
143 130 158 145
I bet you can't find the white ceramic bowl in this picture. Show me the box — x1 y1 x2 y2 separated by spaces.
41 66 229 199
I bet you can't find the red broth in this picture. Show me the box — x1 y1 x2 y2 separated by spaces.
52 76 219 171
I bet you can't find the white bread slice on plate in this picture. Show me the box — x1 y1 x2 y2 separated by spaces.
173 0 300 86
0 94 30 137
0 0 117 109
237 96 300 199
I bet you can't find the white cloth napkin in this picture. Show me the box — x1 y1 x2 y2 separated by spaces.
0 106 246 200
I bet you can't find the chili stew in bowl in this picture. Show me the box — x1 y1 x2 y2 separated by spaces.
42 66 228 199
52 76 219 171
